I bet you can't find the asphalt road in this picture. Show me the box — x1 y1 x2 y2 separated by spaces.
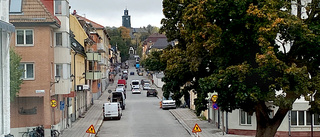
97 62 191 137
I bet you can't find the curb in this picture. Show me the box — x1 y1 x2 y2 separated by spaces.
169 110 193 136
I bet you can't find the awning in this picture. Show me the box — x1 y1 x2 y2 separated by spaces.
0 20 15 32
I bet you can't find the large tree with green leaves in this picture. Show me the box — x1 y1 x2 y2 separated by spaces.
10 48 23 101
161 0 320 136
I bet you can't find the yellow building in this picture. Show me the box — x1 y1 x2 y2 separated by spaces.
69 14 92 122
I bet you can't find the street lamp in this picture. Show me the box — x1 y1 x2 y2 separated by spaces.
50 75 60 87
70 74 75 82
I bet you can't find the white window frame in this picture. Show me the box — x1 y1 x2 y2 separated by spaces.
291 110 320 126
240 109 252 125
55 64 71 80
54 0 69 16
16 29 34 46
55 32 62 47
54 0 62 15
20 63 35 80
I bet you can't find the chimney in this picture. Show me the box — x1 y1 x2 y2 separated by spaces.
72 10 77 15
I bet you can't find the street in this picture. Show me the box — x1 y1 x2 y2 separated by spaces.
97 62 191 137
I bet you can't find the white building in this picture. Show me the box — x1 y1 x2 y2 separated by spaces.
0 0 15 137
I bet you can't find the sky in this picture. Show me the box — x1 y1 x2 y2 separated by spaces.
68 0 165 28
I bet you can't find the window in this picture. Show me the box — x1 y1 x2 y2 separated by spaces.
55 64 71 79
56 64 63 78
54 0 62 14
55 33 62 46
240 109 252 125
16 29 33 46
9 0 23 13
291 111 320 126
20 63 34 79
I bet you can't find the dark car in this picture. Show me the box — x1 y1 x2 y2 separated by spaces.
121 73 128 80
130 72 134 75
147 89 158 97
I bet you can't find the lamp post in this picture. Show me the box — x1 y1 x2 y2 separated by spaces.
50 75 60 87
49 75 60 135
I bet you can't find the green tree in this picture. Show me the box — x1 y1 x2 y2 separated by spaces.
143 50 166 71
106 27 130 62
161 0 320 136
10 48 23 102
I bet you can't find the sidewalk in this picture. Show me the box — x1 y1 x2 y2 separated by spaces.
60 76 119 137
169 108 253 137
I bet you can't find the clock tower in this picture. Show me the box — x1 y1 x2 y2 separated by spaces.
122 8 131 28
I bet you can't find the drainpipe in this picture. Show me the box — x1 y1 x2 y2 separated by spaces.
85 57 87 111
74 52 77 120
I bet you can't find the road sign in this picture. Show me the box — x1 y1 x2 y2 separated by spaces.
192 123 202 133
211 94 218 103
86 125 96 134
213 103 219 110
50 99 57 108
60 101 65 110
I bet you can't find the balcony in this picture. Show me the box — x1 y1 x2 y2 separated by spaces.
97 43 106 53
86 71 101 80
98 57 107 65
87 53 101 61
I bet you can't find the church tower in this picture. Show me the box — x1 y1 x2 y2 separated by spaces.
122 8 131 28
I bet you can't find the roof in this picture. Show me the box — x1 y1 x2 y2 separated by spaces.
73 12 110 40
73 14 104 29
151 38 173 49
9 0 60 27
143 33 167 44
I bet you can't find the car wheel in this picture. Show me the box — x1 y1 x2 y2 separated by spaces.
123 106 125 110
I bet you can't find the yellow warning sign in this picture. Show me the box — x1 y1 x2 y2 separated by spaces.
50 99 57 108
192 123 202 133
86 125 96 134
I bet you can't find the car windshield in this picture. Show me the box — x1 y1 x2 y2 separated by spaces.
163 96 173 100
144 83 150 86
116 88 123 92
133 88 139 91
132 82 139 85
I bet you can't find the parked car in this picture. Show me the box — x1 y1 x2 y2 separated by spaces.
143 82 151 90
110 91 126 110
115 87 126 99
103 102 122 120
121 73 128 80
138 71 143 76
130 72 134 75
141 79 150 86
147 89 158 97
117 79 127 88
132 88 141 94
161 96 176 109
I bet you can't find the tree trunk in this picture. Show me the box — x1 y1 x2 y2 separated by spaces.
255 103 289 137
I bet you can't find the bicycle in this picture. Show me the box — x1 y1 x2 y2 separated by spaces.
35 125 44 137
21 128 41 137
51 126 60 137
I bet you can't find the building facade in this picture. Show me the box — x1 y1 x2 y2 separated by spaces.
9 0 69 136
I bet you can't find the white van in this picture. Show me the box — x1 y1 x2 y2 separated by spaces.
131 80 140 89
103 102 122 120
